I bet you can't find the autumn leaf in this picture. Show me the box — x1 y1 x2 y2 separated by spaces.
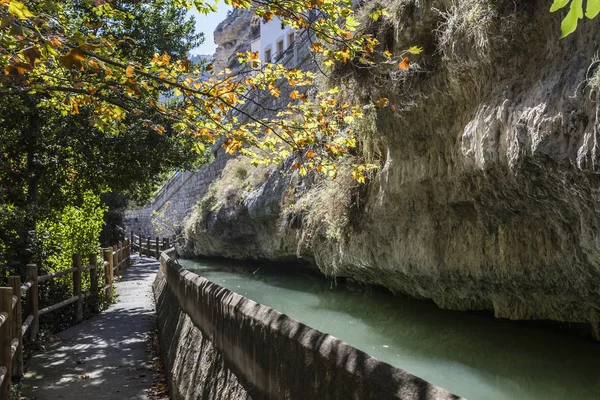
23 46 42 66
375 98 389 108
339 49 350 63
398 57 410 69
352 169 366 183
60 48 86 70
407 46 423 55
48 36 63 48
311 43 323 53
125 65 135 77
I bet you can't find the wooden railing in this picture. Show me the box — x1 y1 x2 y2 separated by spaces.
129 232 171 260
0 240 132 398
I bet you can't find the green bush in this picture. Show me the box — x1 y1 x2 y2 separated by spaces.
36 191 107 274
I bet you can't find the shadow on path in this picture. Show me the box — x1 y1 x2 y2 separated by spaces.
21 256 162 400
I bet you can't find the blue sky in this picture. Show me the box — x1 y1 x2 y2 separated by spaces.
188 3 233 56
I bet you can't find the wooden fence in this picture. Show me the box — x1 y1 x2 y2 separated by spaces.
130 232 170 260
0 240 132 398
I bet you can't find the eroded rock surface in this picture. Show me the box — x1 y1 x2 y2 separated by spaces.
185 0 600 337
212 8 259 72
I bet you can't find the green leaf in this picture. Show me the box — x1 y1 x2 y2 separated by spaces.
8 1 34 20
369 9 383 21
560 0 583 38
560 0 584 37
550 0 571 12
407 46 423 55
586 0 600 18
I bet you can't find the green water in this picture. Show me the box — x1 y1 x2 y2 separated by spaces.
179 258 600 400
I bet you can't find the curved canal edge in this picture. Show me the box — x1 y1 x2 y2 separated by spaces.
154 250 462 399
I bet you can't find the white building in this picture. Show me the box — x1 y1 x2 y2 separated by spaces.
250 16 296 64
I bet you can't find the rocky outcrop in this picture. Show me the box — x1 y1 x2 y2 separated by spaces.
212 9 260 72
185 0 600 337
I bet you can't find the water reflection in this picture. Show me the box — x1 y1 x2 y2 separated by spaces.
179 258 600 400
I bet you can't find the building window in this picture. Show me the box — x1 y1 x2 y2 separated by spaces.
277 40 284 59
265 48 272 63
288 32 295 49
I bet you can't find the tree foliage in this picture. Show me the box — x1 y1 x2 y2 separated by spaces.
0 0 403 180
36 191 107 272
0 0 205 272
551 0 600 37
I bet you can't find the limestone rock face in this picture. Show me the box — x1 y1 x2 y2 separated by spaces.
212 9 259 72
185 0 600 337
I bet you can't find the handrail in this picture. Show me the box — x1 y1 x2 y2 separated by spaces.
0 238 136 397
38 296 79 316
21 280 33 294
38 267 77 283
0 312 7 329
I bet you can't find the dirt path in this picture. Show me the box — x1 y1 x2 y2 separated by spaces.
20 256 166 400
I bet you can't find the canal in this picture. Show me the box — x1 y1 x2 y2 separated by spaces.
179 258 600 400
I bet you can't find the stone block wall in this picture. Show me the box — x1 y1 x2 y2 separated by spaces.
124 147 230 238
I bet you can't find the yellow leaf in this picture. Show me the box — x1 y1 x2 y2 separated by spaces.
407 46 423 55
375 97 389 108
8 1 33 20
125 65 135 77
311 43 323 53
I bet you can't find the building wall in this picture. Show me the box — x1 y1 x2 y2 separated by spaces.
258 17 295 63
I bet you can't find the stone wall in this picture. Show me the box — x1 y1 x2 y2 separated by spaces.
123 147 230 238
154 250 462 400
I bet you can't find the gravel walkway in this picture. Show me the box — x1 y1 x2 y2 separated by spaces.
20 256 165 400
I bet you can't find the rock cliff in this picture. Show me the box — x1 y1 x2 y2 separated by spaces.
212 8 259 72
184 0 600 338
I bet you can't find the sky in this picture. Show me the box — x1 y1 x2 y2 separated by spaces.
188 3 233 56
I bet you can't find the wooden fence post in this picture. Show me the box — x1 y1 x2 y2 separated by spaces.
73 254 83 323
130 231 134 254
8 277 22 379
138 235 142 256
146 236 151 257
112 244 118 277
0 287 13 397
155 237 160 260
125 239 131 267
165 237 170 250
103 248 113 301
25 264 38 340
89 253 99 314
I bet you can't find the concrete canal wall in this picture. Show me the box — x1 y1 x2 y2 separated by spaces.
154 251 462 400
